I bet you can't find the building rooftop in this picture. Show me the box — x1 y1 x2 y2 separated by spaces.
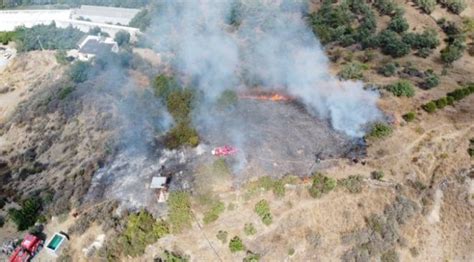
150 177 167 189
78 35 118 55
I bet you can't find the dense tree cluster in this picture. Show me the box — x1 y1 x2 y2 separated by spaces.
14 22 84 52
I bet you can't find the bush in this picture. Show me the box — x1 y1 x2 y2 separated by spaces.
371 171 384 180
0 31 16 45
229 236 245 253
421 70 440 89
403 29 440 50
254 200 272 225
386 80 415 97
308 173 337 198
272 180 286 198
402 112 416 122
161 250 189 262
441 43 465 64
69 61 91 83
381 249 399 262
445 0 467 14
58 85 75 100
373 0 398 16
8 198 42 231
414 0 437 14
367 122 393 138
202 201 225 224
388 15 409 33
216 230 228 243
129 9 152 31
422 101 437 113
0 197 6 209
153 75 179 100
434 97 448 109
167 191 192 233
165 122 199 149
415 47 433 58
338 62 368 80
378 30 411 57
378 63 398 77
166 88 195 121
243 251 261 262
114 30 130 47
117 211 169 257
14 23 84 52
244 223 257 235
0 215 4 228
339 175 364 193
217 90 238 109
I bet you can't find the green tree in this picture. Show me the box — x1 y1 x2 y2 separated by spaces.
441 43 464 64
244 223 257 235
114 30 130 47
367 122 393 138
388 15 409 33
308 173 337 198
378 30 410 57
8 198 42 231
167 191 192 233
422 101 437 113
414 0 436 14
69 61 91 83
229 236 245 253
386 80 415 97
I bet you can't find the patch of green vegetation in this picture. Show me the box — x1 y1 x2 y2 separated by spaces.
165 121 200 149
167 191 192 233
14 22 84 52
422 101 437 113
339 175 364 194
202 201 225 225
55 50 69 65
8 197 42 231
308 173 337 198
216 230 228 244
385 80 415 97
254 200 272 225
161 250 189 262
403 29 440 50
441 41 465 65
116 210 168 257
420 70 440 89
229 236 245 253
367 123 393 139
378 63 398 77
388 14 409 33
371 170 384 180
129 9 152 31
402 112 416 122
57 85 75 100
413 0 436 14
243 251 261 262
114 30 130 47
246 175 296 198
434 97 448 109
69 61 92 83
468 139 474 158
288 247 295 256
338 62 368 80
378 30 411 58
217 89 238 109
0 31 16 45
440 0 467 15
244 223 257 235
0 215 4 228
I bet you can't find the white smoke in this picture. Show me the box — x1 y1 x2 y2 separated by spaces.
148 0 382 137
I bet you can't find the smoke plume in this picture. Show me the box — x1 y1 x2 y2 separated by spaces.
148 0 382 137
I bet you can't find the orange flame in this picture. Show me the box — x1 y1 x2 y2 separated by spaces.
239 93 291 101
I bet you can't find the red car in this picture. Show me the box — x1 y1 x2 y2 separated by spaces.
211 145 238 157
9 234 44 262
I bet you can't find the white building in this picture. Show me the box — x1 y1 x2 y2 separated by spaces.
68 35 119 61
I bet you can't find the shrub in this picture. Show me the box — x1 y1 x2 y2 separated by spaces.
388 15 409 33
153 75 179 100
8 198 42 231
468 148 474 157
378 30 411 57
165 122 200 149
166 88 195 121
373 0 398 16
421 70 440 89
272 180 286 198
386 80 415 97
0 215 4 228
129 9 152 31
69 61 91 83
441 43 465 64
381 249 399 262
216 230 228 243
445 0 467 14
403 29 440 50
167 191 192 233
415 47 433 58
217 90 238 109
261 213 273 225
14 23 84 52
308 173 337 198
378 63 398 77
0 31 16 45
0 197 6 209
114 30 130 47
254 200 270 218
339 175 364 193
203 201 225 224
414 0 437 14
422 101 437 113
434 97 448 109
371 171 384 180
367 122 393 138
338 62 368 80
117 211 169 257
244 223 257 235
58 85 75 100
161 250 189 262
402 112 416 122
229 236 245 253
243 251 261 262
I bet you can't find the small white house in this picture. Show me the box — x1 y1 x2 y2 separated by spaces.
150 176 169 203
68 35 119 61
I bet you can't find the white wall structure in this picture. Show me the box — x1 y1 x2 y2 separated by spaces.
0 7 140 40
72 5 141 26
